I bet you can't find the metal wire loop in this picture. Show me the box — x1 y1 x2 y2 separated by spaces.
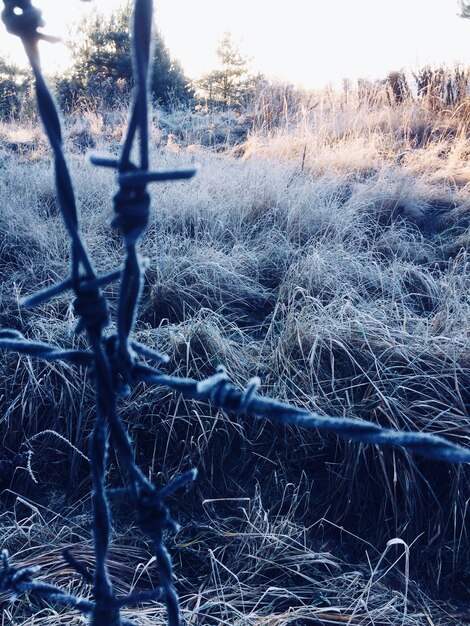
238 376 261 415
73 284 109 335
112 187 151 245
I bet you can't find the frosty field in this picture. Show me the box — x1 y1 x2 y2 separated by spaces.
1 94 470 624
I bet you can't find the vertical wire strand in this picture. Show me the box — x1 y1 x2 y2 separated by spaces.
89 341 120 626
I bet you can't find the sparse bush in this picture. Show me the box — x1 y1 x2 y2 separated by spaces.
0 56 31 120
197 32 262 109
386 70 411 104
412 64 469 109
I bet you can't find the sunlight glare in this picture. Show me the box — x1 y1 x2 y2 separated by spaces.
1 0 470 88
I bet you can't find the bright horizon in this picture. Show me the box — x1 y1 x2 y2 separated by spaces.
1 0 470 90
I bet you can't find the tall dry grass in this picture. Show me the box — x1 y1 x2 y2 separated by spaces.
1 92 470 623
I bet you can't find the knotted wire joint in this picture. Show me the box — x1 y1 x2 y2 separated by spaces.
105 334 135 397
73 282 109 335
197 365 232 406
0 549 40 600
1 0 59 43
137 487 179 540
136 469 197 540
197 367 260 415
112 186 150 246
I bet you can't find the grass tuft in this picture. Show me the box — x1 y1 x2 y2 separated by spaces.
2 95 470 622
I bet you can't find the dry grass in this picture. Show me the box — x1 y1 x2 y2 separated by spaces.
2 95 470 623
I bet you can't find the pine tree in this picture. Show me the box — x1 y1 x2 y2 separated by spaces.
56 2 193 110
198 32 255 108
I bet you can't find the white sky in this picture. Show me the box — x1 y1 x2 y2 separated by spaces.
1 0 470 89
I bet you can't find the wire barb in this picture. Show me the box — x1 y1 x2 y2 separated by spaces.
20 269 122 309
0 549 93 613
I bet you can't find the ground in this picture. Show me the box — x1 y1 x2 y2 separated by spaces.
1 94 470 624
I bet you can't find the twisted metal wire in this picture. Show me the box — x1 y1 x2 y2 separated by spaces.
1 1 196 625
4 329 470 466
0 548 162 626
0 1 470 625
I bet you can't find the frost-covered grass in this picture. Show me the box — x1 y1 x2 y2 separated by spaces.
1 97 470 624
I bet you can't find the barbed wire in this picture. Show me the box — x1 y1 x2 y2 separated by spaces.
1 1 196 625
0 1 469 625
0 548 164 626
2 332 470 466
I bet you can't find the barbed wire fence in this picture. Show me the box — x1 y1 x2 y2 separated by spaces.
0 1 469 625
